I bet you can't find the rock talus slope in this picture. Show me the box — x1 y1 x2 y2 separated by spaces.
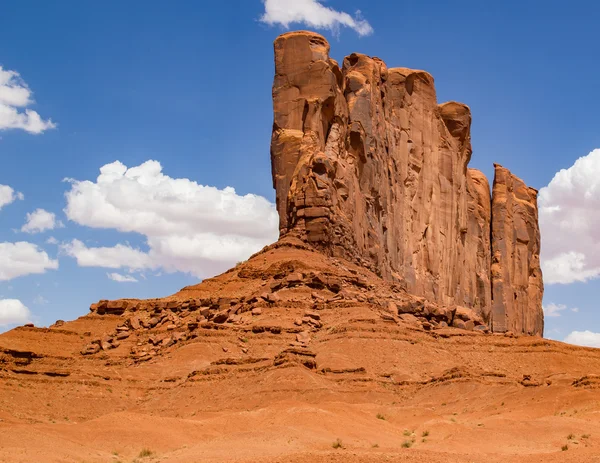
0 238 598 463
270 31 542 335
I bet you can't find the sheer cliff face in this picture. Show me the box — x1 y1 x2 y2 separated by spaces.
491 165 544 335
270 31 543 335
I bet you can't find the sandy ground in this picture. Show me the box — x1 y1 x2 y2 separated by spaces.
1 243 599 462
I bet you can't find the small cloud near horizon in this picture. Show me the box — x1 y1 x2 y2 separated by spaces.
564 330 600 348
0 299 31 326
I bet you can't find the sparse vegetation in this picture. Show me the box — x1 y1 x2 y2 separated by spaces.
561 444 569 451
582 434 591 439
403 430 412 436
372 443 379 448
138 448 154 458
401 440 412 448
422 430 429 437
567 433 575 440
332 438 343 449
376 413 386 420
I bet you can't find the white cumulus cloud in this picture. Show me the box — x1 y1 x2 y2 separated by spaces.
61 239 152 269
62 160 279 279
21 208 63 234
107 272 139 283
0 184 24 211
0 241 59 281
0 66 56 134
539 148 600 284
0 299 32 326
260 0 373 37
564 330 600 348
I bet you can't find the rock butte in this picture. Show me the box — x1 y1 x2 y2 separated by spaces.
270 31 543 336
3 31 600 463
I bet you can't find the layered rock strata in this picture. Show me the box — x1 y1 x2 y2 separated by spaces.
270 31 543 335
84 237 493 362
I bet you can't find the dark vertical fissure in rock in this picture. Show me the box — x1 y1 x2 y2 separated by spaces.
489 182 496 333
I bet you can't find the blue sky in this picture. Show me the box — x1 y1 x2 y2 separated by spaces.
1 0 599 345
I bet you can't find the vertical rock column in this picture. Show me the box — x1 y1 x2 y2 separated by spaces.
271 31 347 235
491 165 544 335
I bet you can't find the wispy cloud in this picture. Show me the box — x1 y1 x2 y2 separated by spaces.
33 295 49 305
542 302 579 318
260 0 373 37
107 272 138 283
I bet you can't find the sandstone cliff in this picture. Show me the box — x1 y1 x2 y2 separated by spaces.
270 31 543 335
491 164 544 335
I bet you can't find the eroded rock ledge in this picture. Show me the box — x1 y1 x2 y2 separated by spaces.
270 31 543 335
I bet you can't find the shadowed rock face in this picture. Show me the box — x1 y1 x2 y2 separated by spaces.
270 30 543 335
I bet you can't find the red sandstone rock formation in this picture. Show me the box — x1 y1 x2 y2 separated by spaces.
491 164 544 335
465 168 492 321
270 31 543 335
